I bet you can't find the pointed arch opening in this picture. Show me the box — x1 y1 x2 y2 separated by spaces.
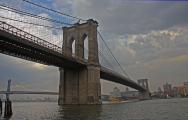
70 37 76 57
82 34 89 60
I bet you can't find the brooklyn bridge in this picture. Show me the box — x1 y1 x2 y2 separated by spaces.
0 0 149 105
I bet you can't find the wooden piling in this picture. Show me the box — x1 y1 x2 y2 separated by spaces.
4 99 12 118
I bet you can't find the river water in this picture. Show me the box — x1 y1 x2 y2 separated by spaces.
0 98 188 120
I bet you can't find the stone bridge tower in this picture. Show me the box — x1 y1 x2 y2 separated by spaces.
58 19 101 105
137 79 149 92
137 79 150 100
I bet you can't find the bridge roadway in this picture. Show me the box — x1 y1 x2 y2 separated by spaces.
0 21 146 92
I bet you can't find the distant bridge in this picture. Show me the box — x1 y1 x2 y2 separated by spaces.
0 91 58 95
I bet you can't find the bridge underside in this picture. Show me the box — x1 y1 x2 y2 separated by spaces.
0 29 146 92
100 67 146 92
0 30 85 69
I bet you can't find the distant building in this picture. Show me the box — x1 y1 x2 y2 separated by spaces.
163 82 173 97
173 82 188 97
110 87 122 102
184 82 188 86
110 87 121 98
157 87 163 98
121 91 139 100
120 87 139 100
158 87 162 93
151 87 164 98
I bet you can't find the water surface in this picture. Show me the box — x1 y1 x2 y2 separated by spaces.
0 98 188 120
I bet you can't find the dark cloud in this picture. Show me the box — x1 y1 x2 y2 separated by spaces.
64 0 188 34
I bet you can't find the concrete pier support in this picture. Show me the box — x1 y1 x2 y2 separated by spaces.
58 66 101 105
4 99 12 118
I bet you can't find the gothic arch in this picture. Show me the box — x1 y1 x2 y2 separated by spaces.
81 33 89 60
69 36 76 57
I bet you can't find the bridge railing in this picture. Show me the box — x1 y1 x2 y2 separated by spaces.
0 21 63 53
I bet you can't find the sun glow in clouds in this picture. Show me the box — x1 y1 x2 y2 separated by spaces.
32 63 47 70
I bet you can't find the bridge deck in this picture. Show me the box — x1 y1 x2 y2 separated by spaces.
0 21 146 92
0 21 86 68
100 67 146 92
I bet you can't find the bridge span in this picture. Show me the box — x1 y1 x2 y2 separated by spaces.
0 20 147 104
0 21 145 92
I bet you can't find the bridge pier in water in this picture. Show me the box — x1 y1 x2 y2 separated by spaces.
58 19 101 105
59 66 101 105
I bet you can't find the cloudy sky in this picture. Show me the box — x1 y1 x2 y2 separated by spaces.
0 0 188 95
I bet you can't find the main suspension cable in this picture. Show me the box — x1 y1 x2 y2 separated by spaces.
22 0 86 21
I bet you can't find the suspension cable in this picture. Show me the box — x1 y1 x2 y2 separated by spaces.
97 30 130 78
22 0 86 21
0 16 62 30
0 5 73 26
0 1 124 73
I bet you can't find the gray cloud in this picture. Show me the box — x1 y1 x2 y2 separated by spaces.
1 0 188 94
0 54 59 91
59 0 188 34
